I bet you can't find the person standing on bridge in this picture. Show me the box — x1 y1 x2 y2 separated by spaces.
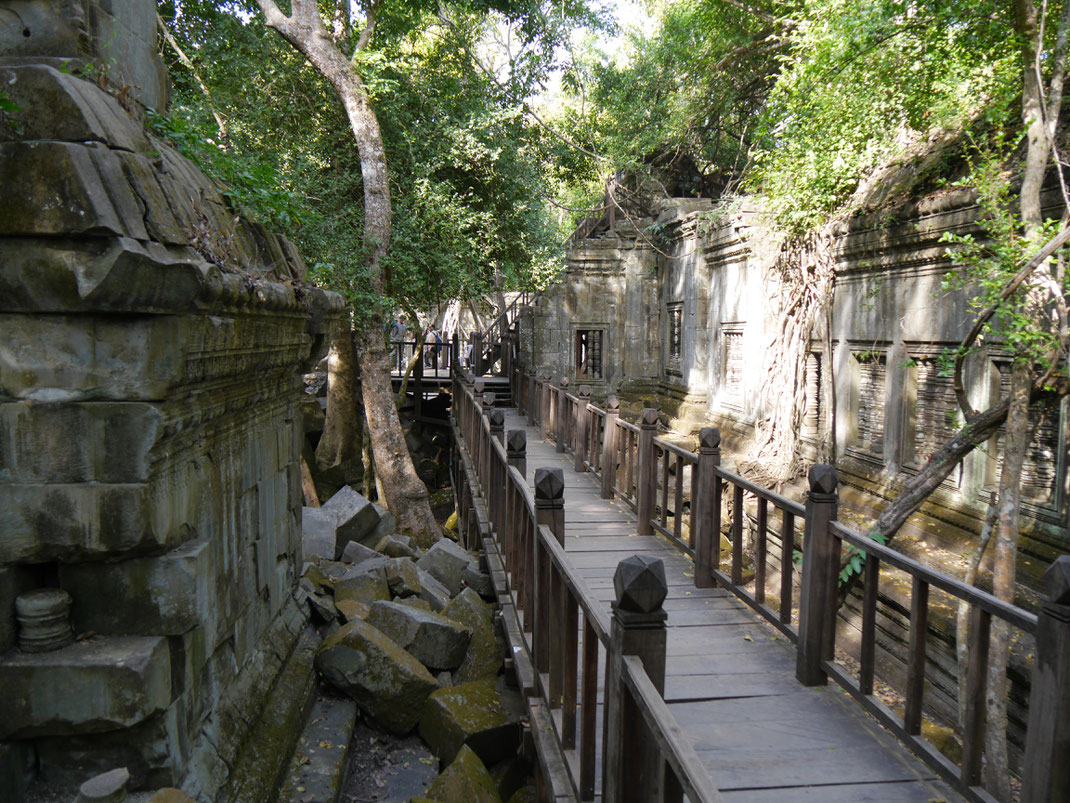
389 316 407 371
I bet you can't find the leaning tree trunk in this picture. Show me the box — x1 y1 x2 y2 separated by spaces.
315 318 363 480
256 0 440 544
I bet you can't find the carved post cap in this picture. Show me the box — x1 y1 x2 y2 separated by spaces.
579 385 592 398
640 408 659 428
489 408 504 427
464 371 476 385
1045 555 1070 605
483 392 497 409
559 377 570 389
606 396 620 413
541 371 553 381
507 429 527 455
613 555 668 614
808 464 839 496
474 378 487 394
699 427 721 451
534 467 565 503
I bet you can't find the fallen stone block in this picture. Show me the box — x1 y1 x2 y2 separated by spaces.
321 486 381 555
417 569 452 612
398 597 431 612
307 593 339 625
443 589 502 683
416 539 473 596
314 620 437 735
0 636 171 739
491 756 531 803
424 745 501 803
340 541 379 566
335 599 370 623
384 558 422 598
376 535 417 559
462 564 495 600
366 601 471 671
302 507 338 561
333 570 389 606
366 503 397 546
418 679 521 767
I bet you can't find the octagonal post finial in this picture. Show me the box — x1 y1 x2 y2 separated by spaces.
808 464 838 497
613 555 668 615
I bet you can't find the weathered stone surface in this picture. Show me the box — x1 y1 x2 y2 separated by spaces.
333 570 390 606
418 680 521 766
443 589 502 684
506 785 536 803
462 564 494 600
149 789 196 802
14 587 74 652
321 487 381 556
75 766 130 802
417 569 452 612
314 620 437 735
367 503 397 546
377 535 416 559
424 745 501 803
335 599 370 623
491 756 531 803
0 565 35 653
416 539 473 596
340 540 379 565
59 538 214 638
0 636 171 739
385 558 422 598
399 597 432 612
366 601 471 671
307 593 340 625
302 507 338 562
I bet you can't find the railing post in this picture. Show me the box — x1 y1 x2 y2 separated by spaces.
488 406 504 444
540 371 552 442
600 397 620 500
471 331 484 376
694 427 721 589
1023 556 1070 803
636 408 659 536
414 348 424 419
604 555 668 803
527 367 537 427
463 371 476 443
796 464 839 687
574 385 591 472
534 468 565 676
451 332 459 372
556 377 570 453
507 429 526 478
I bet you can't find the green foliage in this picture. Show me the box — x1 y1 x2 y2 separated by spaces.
0 90 21 132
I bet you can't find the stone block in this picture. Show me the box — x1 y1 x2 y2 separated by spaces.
417 569 452 613
0 740 34 801
461 564 494 600
384 558 422 598
340 540 379 565
333 568 390 606
302 507 337 561
367 503 397 545
377 534 416 559
424 745 501 803
314 620 437 735
419 679 521 766
366 600 471 672
59 537 214 638
416 539 473 596
321 486 381 555
443 589 502 684
0 565 36 654
0 636 171 739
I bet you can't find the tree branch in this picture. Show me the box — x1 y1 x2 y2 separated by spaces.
353 0 381 53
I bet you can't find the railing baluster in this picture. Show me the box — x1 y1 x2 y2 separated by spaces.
550 564 564 706
780 510 794 624
660 447 669 530
563 594 579 748
580 617 598 800
961 606 990 786
860 553 879 695
673 455 684 544
905 576 929 735
756 497 768 605
601 399 620 499
731 484 744 586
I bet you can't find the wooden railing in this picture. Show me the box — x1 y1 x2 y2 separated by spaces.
468 290 533 377
452 370 719 801
498 359 1070 803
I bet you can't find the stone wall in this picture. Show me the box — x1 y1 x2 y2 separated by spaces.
0 18 341 799
522 192 1069 602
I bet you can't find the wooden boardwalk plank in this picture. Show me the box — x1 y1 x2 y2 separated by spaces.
496 408 960 803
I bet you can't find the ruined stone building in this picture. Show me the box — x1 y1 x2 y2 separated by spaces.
0 2 341 797
521 193 1069 604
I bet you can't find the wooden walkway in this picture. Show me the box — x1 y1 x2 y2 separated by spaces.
501 407 960 802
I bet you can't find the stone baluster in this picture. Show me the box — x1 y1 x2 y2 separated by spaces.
15 588 74 653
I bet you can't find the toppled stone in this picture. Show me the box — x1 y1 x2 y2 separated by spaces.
416 539 473 596
377 534 417 559
368 503 397 546
302 507 338 561
424 745 501 803
302 562 335 594
491 756 531 803
436 671 453 688
443 589 502 683
321 487 381 555
385 558 422 598
419 679 521 766
366 601 471 671
0 636 171 739
462 564 495 600
335 599 370 623
331 573 391 608
75 766 130 802
314 620 437 735
398 597 432 612
308 593 340 625
340 540 379 565
417 569 452 612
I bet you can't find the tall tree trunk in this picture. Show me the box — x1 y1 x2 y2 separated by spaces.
256 0 440 544
315 318 363 479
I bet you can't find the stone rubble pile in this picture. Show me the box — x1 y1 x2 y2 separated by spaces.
298 485 533 803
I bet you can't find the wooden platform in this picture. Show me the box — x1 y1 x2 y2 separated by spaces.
500 407 960 802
